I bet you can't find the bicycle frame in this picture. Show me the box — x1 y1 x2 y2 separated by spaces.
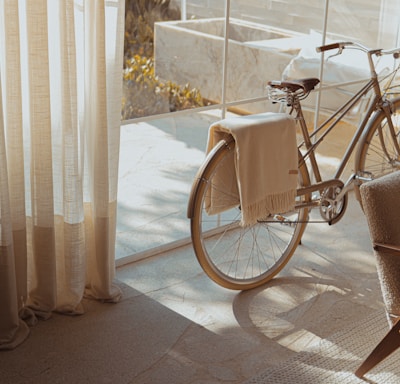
293 76 397 202
298 80 376 177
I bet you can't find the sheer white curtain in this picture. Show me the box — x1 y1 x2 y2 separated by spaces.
378 0 400 48
0 0 125 349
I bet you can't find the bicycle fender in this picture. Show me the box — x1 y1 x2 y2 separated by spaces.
187 138 234 219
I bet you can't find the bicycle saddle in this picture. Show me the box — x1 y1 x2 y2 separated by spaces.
268 78 320 93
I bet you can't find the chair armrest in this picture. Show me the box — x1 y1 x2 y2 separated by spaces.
373 242 400 256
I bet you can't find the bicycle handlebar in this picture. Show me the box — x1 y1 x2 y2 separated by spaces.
316 41 400 59
316 42 353 52
382 48 400 59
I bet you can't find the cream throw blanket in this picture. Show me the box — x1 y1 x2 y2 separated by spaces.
205 112 298 226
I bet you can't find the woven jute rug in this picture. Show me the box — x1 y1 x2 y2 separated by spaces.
244 310 400 383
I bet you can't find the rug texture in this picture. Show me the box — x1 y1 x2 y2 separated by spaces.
244 309 400 383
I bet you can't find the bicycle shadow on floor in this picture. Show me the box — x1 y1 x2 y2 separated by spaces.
232 272 389 383
232 272 384 346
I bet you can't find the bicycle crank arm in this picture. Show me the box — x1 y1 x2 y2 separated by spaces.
332 173 358 202
295 178 345 210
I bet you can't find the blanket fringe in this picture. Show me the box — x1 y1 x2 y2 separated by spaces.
241 189 296 227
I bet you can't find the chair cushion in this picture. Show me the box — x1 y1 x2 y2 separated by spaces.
360 171 400 321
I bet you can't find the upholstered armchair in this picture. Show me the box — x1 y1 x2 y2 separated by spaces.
356 171 400 377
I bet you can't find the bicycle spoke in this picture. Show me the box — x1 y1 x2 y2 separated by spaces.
190 140 309 289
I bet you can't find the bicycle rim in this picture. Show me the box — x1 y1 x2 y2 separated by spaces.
355 97 400 193
190 140 310 290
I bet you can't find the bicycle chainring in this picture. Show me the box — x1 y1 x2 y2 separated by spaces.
319 185 348 224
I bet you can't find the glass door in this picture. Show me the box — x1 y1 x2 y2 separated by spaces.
117 0 399 264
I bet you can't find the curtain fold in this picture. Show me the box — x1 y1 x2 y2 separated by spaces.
0 0 125 349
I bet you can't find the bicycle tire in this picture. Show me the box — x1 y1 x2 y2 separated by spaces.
189 138 311 290
355 97 400 201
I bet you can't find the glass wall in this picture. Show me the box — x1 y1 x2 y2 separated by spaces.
117 0 400 263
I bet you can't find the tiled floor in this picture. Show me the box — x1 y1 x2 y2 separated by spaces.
0 112 389 384
115 189 384 383
112 112 385 382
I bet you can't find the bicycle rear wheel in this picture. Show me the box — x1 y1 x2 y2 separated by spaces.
355 97 400 199
188 139 311 290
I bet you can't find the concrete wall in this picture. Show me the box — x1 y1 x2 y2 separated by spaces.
171 0 389 48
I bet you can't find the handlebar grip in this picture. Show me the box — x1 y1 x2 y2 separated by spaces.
315 43 341 53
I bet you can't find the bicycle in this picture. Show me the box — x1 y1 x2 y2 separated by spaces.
187 41 400 290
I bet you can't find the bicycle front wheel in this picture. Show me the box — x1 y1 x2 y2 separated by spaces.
355 97 400 199
188 139 311 290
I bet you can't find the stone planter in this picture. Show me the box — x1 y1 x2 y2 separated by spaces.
154 18 305 113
